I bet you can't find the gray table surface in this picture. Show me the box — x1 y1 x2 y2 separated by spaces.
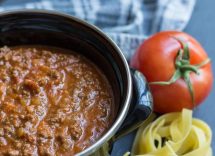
0 0 214 155
184 0 215 152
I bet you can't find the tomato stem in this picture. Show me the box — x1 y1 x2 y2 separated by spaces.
183 71 194 104
180 65 198 74
149 38 211 105
150 69 181 85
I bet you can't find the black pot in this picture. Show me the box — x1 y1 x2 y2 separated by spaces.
0 10 153 155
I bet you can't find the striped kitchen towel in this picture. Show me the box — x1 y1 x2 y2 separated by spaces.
0 0 196 60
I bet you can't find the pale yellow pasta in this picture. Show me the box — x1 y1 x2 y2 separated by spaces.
130 109 212 156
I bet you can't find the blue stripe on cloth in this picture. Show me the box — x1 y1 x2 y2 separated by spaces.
0 0 196 60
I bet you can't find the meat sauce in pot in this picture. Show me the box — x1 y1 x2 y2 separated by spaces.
0 46 114 155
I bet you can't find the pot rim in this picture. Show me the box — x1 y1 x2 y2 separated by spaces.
0 9 133 155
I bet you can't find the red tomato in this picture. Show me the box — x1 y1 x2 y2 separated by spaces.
130 31 213 113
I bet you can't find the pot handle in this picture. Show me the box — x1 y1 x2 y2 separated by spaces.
116 68 153 133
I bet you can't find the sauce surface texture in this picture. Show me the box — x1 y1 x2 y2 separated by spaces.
0 46 113 155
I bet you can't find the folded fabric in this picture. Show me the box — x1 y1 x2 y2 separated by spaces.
0 0 196 59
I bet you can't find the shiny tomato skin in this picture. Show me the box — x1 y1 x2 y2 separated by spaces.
130 31 213 113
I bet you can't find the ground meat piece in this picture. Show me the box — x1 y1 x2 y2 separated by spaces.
48 70 59 79
48 111 66 126
14 141 22 148
55 127 68 141
7 150 20 156
4 125 15 135
0 83 6 99
12 118 21 128
38 78 48 86
22 90 31 97
23 79 40 94
32 59 43 66
0 128 4 136
37 122 53 139
69 122 82 140
39 65 50 73
12 55 22 63
26 105 35 113
10 68 21 83
3 52 12 61
1 74 10 82
23 144 38 156
26 135 37 144
0 111 6 122
38 139 55 156
61 137 74 150
55 126 74 150
3 102 17 113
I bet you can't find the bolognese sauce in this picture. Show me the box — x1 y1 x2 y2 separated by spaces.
0 46 114 155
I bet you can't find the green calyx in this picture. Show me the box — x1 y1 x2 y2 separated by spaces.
149 37 211 104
